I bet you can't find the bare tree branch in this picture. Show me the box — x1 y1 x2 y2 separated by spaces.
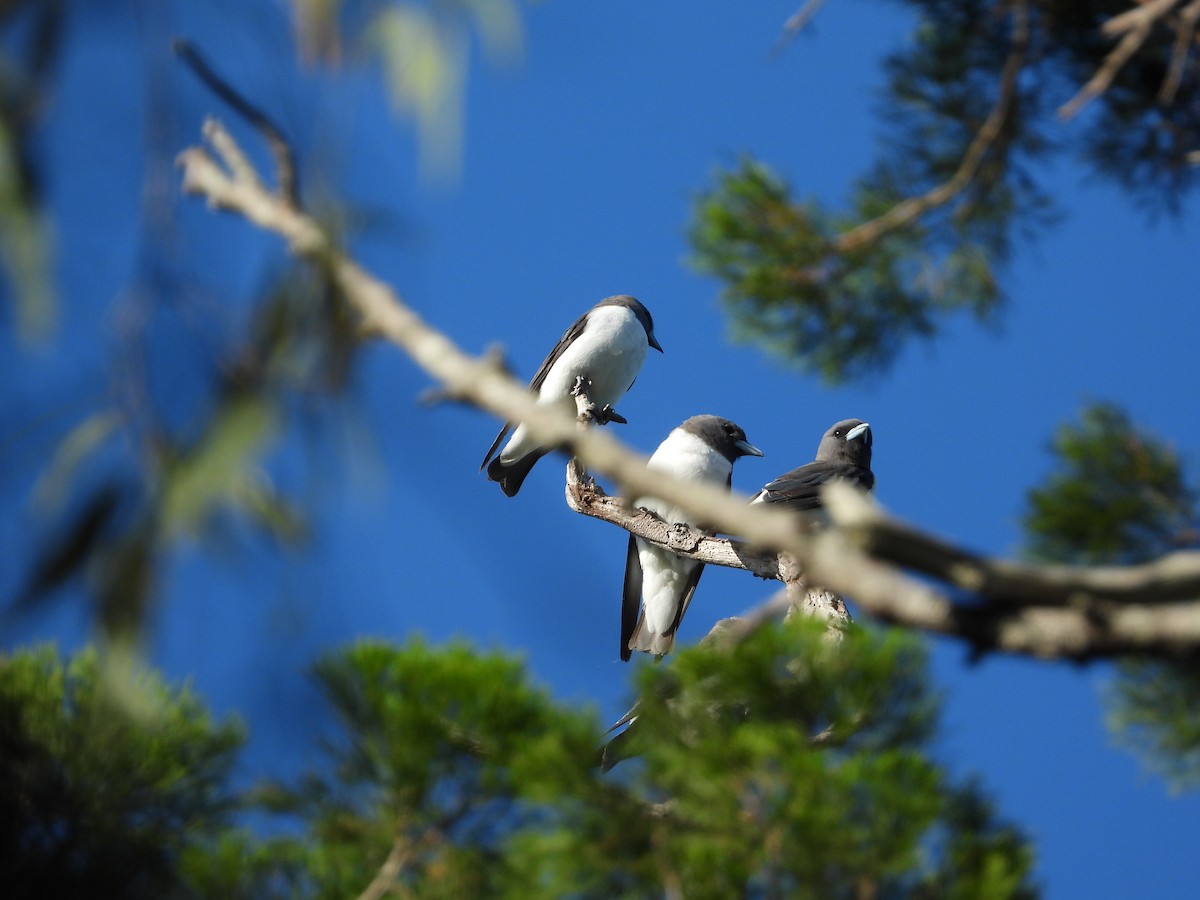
813 484 1200 660
825 483 1200 607
177 118 1200 661
1059 0 1185 119
565 456 850 628
564 462 784 580
357 833 409 900
1160 0 1200 104
174 39 302 209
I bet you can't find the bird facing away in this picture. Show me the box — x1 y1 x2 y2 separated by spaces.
481 295 662 497
749 418 873 511
622 415 763 660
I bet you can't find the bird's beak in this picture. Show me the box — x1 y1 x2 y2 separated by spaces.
736 440 764 458
846 422 871 442
648 332 663 353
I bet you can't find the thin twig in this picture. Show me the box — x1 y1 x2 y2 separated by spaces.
1159 0 1200 104
1059 0 1182 119
174 38 302 209
1102 0 1182 37
774 0 829 54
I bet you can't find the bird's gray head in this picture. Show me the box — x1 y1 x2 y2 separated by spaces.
681 415 764 463
601 295 663 353
816 418 872 467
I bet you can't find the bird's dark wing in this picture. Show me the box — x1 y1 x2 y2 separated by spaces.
758 462 874 510
529 310 590 393
480 310 591 470
480 423 514 471
664 563 706 639
620 534 643 662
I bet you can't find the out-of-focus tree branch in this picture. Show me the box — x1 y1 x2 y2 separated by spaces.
178 118 1200 661
826 0 1029 257
1059 0 1192 119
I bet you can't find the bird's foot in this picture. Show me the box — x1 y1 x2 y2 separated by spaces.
570 377 627 426
595 404 627 426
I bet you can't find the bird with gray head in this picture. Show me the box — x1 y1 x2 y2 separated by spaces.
749 418 873 512
481 295 662 497
622 415 763 660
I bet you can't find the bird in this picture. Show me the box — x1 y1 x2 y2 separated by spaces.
622 415 763 660
749 418 873 512
481 295 662 497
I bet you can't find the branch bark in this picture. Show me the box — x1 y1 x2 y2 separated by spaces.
177 118 1200 662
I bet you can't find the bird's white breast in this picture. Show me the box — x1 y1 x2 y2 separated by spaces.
498 305 649 464
630 428 733 644
538 305 648 407
636 429 732 526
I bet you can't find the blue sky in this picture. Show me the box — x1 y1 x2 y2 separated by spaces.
5 1 1200 896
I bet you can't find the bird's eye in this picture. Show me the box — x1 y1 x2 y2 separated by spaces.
723 423 735 434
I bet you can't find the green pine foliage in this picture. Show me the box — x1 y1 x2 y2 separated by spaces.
0 645 249 898
270 638 605 898
691 0 1196 381
691 0 1049 382
1022 403 1200 791
0 632 1038 896
268 626 1036 898
691 159 950 383
1105 658 1200 792
1023 403 1197 566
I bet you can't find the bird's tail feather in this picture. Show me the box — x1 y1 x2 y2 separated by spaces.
486 448 549 497
627 617 675 657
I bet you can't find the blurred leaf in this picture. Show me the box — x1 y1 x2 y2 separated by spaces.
233 473 310 544
528 620 1033 897
161 394 280 538
462 0 523 63
13 482 123 611
32 409 124 513
1 632 1039 896
0 113 55 342
369 4 467 180
290 0 343 62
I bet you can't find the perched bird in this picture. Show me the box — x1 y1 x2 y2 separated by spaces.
481 295 662 497
749 418 873 511
622 415 763 660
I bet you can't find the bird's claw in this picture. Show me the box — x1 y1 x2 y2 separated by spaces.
597 405 627 425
